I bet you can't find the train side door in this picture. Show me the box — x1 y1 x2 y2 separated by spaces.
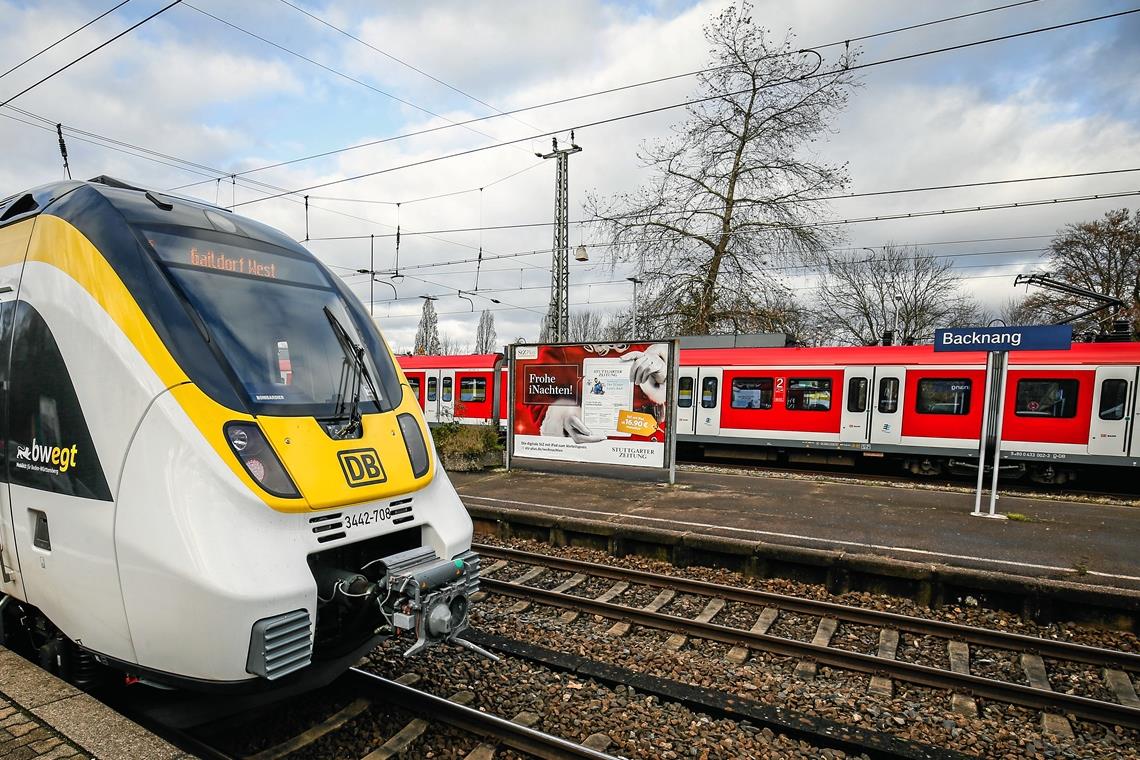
694 367 722 437
0 223 27 596
869 367 905 445
0 293 19 595
424 371 440 423
839 367 873 443
1090 366 1136 456
439 370 456 421
676 369 697 435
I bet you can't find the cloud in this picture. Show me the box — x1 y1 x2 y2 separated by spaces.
0 0 1136 348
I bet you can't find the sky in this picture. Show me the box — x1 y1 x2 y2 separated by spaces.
1 0 1138 350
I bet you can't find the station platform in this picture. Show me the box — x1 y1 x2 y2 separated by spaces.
0 647 186 760
453 466 1140 592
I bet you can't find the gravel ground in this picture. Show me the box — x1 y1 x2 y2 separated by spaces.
1045 659 1117 702
470 536 1140 758
829 622 879 655
896 634 951 671
362 638 875 759
478 536 1140 652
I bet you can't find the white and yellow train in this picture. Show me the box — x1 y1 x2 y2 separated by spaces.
0 177 479 691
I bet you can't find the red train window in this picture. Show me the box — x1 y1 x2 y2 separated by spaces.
786 378 831 412
878 377 899 413
407 376 420 398
731 377 773 409
460 377 486 402
678 377 694 408
427 377 437 401
701 377 718 408
1015 379 1078 418
916 378 971 415
846 377 868 413
1100 379 1128 421
442 377 453 402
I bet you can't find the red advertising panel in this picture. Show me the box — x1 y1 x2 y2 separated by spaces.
509 342 675 469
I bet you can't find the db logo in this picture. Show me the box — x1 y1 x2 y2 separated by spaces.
338 448 387 487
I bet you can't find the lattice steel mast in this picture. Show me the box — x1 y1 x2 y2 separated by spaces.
538 134 581 341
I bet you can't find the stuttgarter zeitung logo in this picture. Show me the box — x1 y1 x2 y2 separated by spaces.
15 439 79 476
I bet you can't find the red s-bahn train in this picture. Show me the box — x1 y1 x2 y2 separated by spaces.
398 342 1140 484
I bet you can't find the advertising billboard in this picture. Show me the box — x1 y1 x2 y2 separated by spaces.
508 341 677 474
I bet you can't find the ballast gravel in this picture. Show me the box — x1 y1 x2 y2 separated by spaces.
474 535 1140 758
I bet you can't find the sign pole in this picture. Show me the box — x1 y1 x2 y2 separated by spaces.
985 351 1009 518
665 338 680 485
505 345 514 472
971 351 994 516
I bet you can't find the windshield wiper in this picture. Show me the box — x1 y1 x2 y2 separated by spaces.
323 307 381 439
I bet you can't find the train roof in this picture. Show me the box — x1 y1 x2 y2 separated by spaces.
397 353 502 369
680 342 1140 367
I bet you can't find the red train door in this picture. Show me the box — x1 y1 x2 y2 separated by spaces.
1091 366 1137 456
839 367 873 443
869 368 905 445
695 367 722 437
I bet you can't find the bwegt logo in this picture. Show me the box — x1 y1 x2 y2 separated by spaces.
15 439 79 474
338 448 387 487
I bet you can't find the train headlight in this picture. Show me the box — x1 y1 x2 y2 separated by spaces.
397 413 430 478
224 422 301 498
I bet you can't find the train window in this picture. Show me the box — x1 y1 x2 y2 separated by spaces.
460 377 486 402
731 377 773 409
678 377 694 408
878 377 900 413
407 376 421 398
916 378 971 415
442 377 453 402
1015 379 1078 418
846 377 868 413
427 377 438 402
786 378 831 412
700 377 718 408
1099 379 1128 421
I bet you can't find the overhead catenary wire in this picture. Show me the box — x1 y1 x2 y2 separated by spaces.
275 0 545 136
231 6 1140 206
169 0 1044 193
0 0 183 109
302 166 1140 241
180 2 532 158
0 0 132 82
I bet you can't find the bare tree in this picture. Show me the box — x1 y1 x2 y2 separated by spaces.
586 1 857 335
413 299 441 355
809 244 980 345
437 332 467 355
473 310 497 353
567 309 607 341
998 296 1044 326
1022 209 1140 334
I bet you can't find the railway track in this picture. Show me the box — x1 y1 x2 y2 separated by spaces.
474 543 1140 733
130 667 622 760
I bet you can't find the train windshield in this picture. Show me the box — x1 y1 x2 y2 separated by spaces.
143 227 400 417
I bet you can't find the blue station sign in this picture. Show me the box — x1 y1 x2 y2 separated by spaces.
934 324 1073 352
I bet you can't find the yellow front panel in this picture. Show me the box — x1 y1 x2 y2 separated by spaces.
257 388 434 512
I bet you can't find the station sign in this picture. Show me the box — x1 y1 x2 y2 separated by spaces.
934 325 1072 353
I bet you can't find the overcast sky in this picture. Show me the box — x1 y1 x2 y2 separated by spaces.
1 0 1138 349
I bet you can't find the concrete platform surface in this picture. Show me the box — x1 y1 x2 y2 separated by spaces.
453 467 1140 591
0 648 189 760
